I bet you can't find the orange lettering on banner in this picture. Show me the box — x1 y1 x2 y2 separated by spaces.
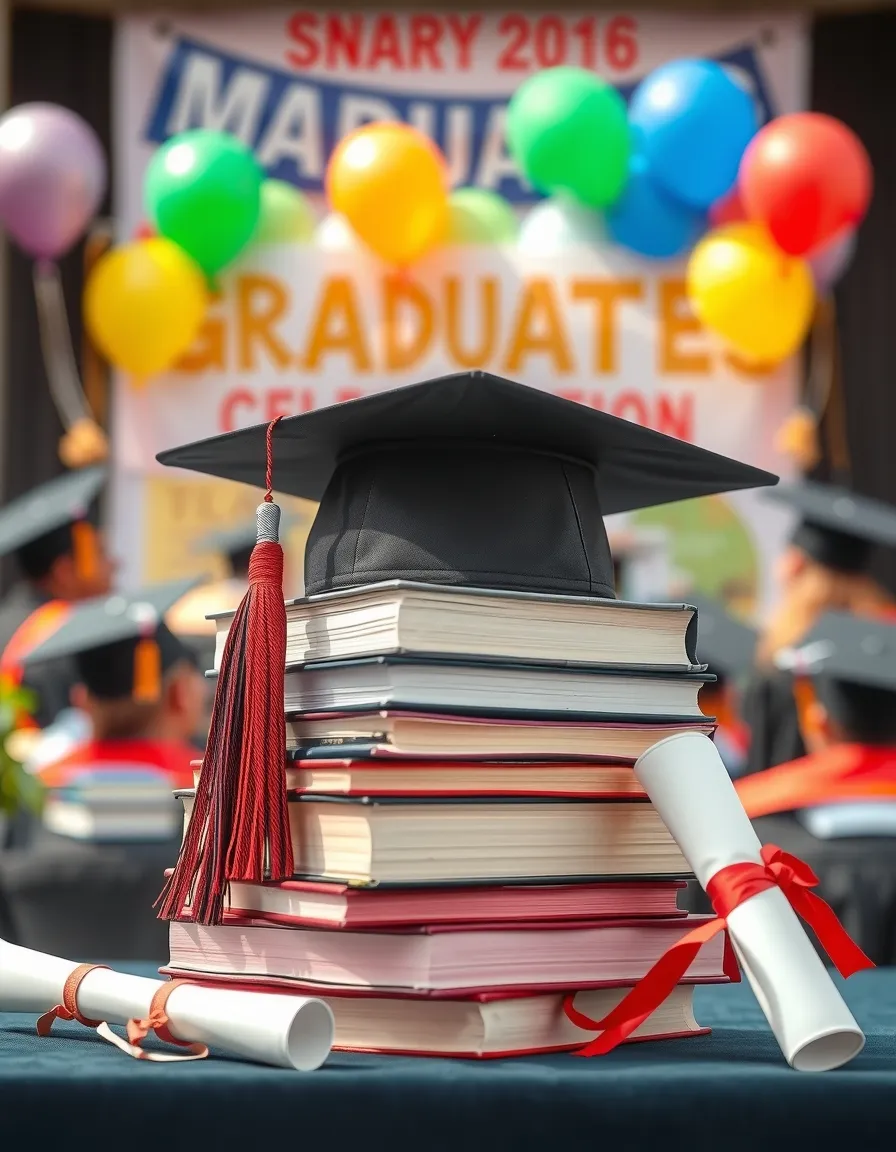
176 304 227 374
304 277 373 372
504 278 573 374
237 275 291 371
658 279 710 375
445 276 499 369
383 276 434 370
571 279 643 374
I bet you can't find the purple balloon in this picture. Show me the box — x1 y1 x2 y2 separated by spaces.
809 228 857 293
0 103 106 260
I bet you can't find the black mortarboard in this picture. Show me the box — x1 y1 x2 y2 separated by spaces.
23 576 200 701
157 372 777 599
0 466 106 578
689 595 757 682
776 610 896 743
765 481 896 573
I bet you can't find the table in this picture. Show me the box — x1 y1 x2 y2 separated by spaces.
3 965 896 1151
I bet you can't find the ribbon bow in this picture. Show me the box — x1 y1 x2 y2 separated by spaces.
36 964 110 1036
564 843 873 1057
121 980 208 1061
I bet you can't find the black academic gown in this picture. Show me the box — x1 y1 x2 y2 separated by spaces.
0 580 79 727
739 668 806 776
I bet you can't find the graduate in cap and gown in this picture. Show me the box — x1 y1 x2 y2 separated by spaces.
0 577 208 958
687 594 757 778
741 481 896 775
149 370 777 928
737 611 896 964
0 466 115 728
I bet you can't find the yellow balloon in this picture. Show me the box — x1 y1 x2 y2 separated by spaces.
327 122 449 265
84 237 207 379
687 222 816 364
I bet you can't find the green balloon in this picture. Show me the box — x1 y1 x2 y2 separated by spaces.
507 67 630 209
145 130 263 277
446 188 518 244
256 179 317 244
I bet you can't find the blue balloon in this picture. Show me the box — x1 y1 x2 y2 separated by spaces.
607 156 705 259
629 59 758 209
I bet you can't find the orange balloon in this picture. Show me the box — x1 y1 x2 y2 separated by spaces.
327 123 449 265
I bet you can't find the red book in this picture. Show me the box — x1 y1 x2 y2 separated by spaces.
167 915 737 995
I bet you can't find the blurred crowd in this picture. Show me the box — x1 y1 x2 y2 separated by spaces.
1 462 896 965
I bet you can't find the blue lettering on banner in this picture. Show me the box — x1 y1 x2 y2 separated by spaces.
144 37 776 203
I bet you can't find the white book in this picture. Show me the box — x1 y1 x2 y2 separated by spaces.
211 581 700 671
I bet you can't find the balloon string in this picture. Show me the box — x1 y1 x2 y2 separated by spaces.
33 260 91 430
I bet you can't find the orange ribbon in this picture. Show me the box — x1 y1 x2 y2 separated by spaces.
36 963 109 1035
564 844 874 1056
125 980 208 1060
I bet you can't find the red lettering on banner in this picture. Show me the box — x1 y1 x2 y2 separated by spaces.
265 389 295 422
554 389 695 442
368 15 403 69
497 15 529 70
446 15 482 70
326 15 363 69
409 15 443 69
285 13 319 68
220 389 256 432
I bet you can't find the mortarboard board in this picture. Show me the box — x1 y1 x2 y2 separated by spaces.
0 466 106 580
689 595 757 682
765 480 896 574
23 575 201 702
158 372 778 599
776 610 896 743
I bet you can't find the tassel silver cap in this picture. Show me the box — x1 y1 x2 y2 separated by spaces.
256 501 281 544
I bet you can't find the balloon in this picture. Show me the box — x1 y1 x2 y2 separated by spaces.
517 197 606 255
446 188 518 244
315 213 360 252
808 228 857 293
739 112 872 256
145 130 263 277
687 223 815 363
327 123 449 265
506 67 629 209
629 60 758 209
607 155 705 259
255 179 316 244
708 187 747 228
84 237 207 379
0 103 106 259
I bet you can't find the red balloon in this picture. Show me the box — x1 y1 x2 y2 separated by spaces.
739 112 872 256
709 187 747 228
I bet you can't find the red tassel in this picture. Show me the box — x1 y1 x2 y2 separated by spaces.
157 419 292 925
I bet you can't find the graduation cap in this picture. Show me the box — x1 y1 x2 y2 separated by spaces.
0 466 106 581
155 372 778 926
689 595 757 683
159 372 777 599
23 576 201 703
766 480 896 574
776 610 896 744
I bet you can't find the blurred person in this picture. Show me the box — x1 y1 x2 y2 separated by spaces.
0 467 115 728
0 577 207 960
741 481 896 774
736 611 896 963
687 594 757 778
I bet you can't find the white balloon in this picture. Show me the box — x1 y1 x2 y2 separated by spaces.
315 213 358 252
518 197 607 255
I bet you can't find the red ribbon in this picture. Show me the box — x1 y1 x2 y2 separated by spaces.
564 844 874 1056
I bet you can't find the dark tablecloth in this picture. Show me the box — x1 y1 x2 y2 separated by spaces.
2 965 896 1151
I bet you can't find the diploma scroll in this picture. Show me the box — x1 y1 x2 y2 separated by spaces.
634 732 866 1072
0 940 334 1071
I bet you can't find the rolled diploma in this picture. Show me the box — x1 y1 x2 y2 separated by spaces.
0 940 334 1071
634 732 865 1072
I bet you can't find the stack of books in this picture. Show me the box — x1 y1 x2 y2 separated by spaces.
164 581 737 1057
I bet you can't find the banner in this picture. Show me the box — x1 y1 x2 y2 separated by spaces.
112 10 810 614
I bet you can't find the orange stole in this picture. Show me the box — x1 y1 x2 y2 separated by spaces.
0 600 71 727
736 743 896 820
